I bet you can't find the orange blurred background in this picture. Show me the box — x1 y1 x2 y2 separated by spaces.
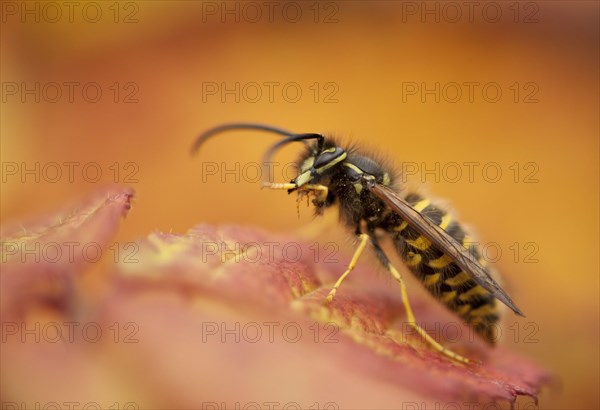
1 1 598 408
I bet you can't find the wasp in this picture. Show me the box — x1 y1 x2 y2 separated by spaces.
191 123 524 364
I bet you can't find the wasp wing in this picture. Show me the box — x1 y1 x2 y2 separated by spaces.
367 181 524 317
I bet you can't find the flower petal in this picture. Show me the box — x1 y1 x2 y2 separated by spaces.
106 224 552 405
1 186 134 319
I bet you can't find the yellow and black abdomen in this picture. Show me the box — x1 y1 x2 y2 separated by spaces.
389 192 500 344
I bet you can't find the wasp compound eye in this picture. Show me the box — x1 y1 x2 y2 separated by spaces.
313 147 347 172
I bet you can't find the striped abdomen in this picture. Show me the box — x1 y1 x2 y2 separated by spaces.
389 193 500 344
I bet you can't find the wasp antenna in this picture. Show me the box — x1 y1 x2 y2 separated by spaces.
262 133 325 167
190 123 301 156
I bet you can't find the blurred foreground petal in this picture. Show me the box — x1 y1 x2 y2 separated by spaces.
109 224 552 407
0 185 133 318
1 196 552 408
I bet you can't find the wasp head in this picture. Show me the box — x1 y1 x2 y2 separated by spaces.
293 142 347 188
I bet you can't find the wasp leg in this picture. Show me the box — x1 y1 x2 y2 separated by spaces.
263 182 329 209
261 182 297 190
324 233 370 304
304 184 328 204
262 182 328 199
368 234 472 365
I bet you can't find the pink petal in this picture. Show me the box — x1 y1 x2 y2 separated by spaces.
103 224 552 406
1 186 134 319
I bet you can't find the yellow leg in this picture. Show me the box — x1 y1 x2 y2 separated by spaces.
366 235 473 365
263 181 470 364
325 233 370 304
262 182 329 216
386 262 472 365
304 184 328 204
261 182 297 190
262 181 328 199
